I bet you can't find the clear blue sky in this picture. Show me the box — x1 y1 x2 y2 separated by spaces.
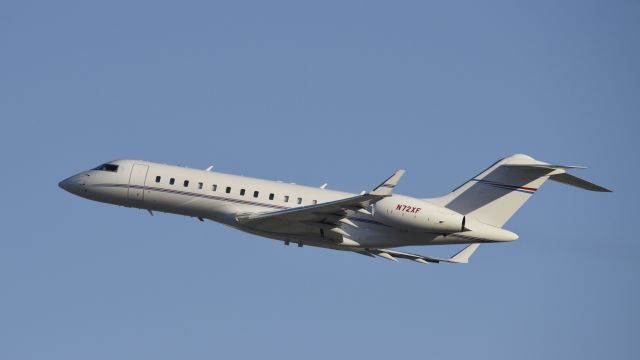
1 1 638 359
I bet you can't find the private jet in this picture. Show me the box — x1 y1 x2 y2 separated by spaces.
59 154 610 265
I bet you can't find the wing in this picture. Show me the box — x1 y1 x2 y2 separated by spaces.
359 243 480 264
236 170 405 238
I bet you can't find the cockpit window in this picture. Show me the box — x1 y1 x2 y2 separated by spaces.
92 163 119 172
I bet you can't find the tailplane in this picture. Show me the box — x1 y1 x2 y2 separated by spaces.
428 154 610 228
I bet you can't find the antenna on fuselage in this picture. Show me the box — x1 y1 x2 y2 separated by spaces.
320 183 328 189
205 165 213 171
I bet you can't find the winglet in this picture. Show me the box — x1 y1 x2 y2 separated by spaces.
448 243 480 264
371 170 405 196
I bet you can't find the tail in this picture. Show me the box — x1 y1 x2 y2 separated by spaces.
428 154 611 228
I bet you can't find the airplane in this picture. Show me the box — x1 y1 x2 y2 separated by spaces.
59 154 610 265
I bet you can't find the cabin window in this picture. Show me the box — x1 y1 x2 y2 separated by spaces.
297 197 302 204
169 178 175 185
212 184 217 191
92 164 119 172
312 200 317 205
226 186 231 194
184 180 189 187
253 191 259 198
269 193 274 200
198 182 203 190
155 176 161 183
284 195 289 203
240 189 245 196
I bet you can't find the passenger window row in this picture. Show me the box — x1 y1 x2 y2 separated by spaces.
153 175 315 205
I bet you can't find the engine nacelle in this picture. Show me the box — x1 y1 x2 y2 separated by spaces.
372 195 465 234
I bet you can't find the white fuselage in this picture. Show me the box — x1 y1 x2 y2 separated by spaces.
59 159 512 251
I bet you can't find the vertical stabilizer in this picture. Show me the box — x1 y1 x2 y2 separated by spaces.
428 154 610 228
428 154 553 227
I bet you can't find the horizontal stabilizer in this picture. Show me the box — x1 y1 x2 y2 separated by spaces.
503 163 611 192
550 172 611 192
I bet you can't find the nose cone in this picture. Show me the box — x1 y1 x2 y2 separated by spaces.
58 174 84 195
58 177 72 191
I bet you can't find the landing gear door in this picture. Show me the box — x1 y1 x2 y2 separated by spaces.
128 164 149 200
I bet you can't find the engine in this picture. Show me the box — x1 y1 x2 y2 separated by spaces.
372 195 465 234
